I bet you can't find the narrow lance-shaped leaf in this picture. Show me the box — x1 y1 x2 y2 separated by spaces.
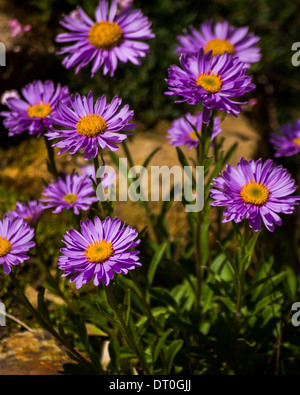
147 242 169 286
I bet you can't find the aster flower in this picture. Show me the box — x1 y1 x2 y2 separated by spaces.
58 216 141 288
0 80 70 137
81 164 118 188
6 201 44 227
0 216 35 274
56 0 155 77
166 111 222 149
176 20 261 66
40 173 98 215
210 157 300 232
165 49 255 123
269 120 300 157
46 91 135 160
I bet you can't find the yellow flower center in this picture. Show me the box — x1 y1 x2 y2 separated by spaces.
27 102 52 118
196 71 222 93
189 130 201 140
76 114 106 137
292 138 300 147
0 236 12 257
204 38 235 57
88 21 123 49
63 193 78 204
240 180 269 205
85 239 114 263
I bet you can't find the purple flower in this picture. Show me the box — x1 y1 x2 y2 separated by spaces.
58 216 141 288
210 157 300 232
176 20 261 67
6 201 44 227
165 49 255 123
0 216 35 274
0 80 70 137
46 91 135 160
40 173 98 215
166 111 222 149
56 0 155 77
269 120 300 157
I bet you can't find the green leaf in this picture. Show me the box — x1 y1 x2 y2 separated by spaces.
245 272 287 297
203 157 213 174
149 287 179 312
166 339 184 374
176 147 195 187
204 151 224 196
37 288 51 324
74 315 89 350
152 328 173 363
222 142 238 164
252 291 283 315
95 304 123 331
109 338 121 374
215 295 236 313
200 218 210 266
123 289 131 325
284 265 297 299
142 147 161 169
244 230 262 270
147 242 168 285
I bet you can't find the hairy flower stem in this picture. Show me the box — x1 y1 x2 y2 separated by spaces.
92 153 105 218
231 222 249 372
194 115 214 311
235 222 250 315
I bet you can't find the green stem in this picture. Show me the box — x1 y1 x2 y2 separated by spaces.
194 114 215 310
92 153 106 218
105 284 151 375
195 215 202 311
93 154 100 181
44 136 58 179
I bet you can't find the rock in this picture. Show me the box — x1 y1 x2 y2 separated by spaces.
0 329 71 375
